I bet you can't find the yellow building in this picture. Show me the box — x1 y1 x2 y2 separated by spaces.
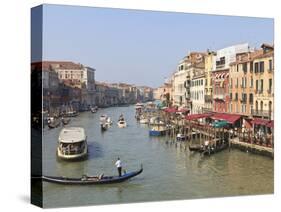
203 51 216 112
229 44 274 120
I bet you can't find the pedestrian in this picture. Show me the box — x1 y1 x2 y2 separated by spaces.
115 157 122 177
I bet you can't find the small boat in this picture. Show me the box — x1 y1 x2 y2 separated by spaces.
100 114 108 123
90 106 98 113
65 110 79 117
61 117 71 125
139 117 149 124
188 144 202 151
176 133 188 141
118 120 127 128
48 118 61 129
57 127 88 160
149 126 167 136
201 140 229 156
101 123 108 131
41 165 143 185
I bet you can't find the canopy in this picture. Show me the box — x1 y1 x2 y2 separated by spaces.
164 107 178 113
251 118 270 126
266 120 274 128
211 113 241 124
185 113 213 120
212 120 228 128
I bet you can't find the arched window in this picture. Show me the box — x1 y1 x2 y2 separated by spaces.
256 101 258 112
260 101 263 112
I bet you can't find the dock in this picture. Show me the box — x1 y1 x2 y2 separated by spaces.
230 137 274 158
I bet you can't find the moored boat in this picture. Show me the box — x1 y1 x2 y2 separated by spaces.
48 117 61 129
149 126 167 136
57 127 88 160
40 165 143 185
118 120 127 128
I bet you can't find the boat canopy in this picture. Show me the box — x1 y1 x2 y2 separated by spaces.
58 127 86 143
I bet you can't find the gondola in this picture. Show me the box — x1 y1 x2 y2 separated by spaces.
201 142 229 156
188 144 201 151
101 124 107 131
41 165 143 185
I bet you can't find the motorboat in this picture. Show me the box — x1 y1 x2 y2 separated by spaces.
57 127 88 160
118 120 127 128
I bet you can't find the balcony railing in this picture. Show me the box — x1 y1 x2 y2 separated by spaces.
251 109 272 118
204 95 212 102
213 93 225 100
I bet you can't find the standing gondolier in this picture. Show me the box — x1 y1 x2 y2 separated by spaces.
115 157 122 177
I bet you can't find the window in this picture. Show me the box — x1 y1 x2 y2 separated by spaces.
269 79 272 93
245 77 247 88
260 61 264 73
250 61 253 72
254 62 259 73
260 79 263 93
256 80 259 92
260 101 263 111
249 93 253 104
269 60 273 72
230 93 232 100
250 77 253 88
236 64 239 72
235 93 238 101
242 63 247 72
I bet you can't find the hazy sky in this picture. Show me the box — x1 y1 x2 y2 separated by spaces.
39 4 274 88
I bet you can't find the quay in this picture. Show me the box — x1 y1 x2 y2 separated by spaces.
230 137 274 158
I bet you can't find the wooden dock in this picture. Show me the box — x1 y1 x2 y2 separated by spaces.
230 137 274 158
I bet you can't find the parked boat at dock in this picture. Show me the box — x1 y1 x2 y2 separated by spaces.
149 126 167 136
57 127 88 160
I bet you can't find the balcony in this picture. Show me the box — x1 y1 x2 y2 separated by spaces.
251 109 272 118
204 95 212 102
213 93 225 100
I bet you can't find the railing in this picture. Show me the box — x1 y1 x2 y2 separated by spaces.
213 94 225 100
204 95 212 102
251 109 271 118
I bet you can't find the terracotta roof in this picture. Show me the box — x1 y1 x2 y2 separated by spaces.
31 61 84 70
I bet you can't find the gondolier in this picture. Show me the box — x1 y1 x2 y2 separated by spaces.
115 157 122 177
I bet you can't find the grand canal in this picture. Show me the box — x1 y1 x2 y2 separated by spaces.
42 105 273 208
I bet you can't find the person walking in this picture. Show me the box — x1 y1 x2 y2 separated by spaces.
115 157 122 177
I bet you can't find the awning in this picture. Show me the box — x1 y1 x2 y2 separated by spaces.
177 108 189 113
211 113 241 124
266 120 274 128
185 113 213 120
251 118 270 126
164 107 178 113
212 120 229 128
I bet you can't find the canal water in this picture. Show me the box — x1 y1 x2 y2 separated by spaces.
42 105 274 208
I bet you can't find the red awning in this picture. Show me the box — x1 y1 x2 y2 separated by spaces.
251 118 270 126
211 113 241 124
185 113 213 120
266 120 274 128
164 107 178 113
177 108 189 113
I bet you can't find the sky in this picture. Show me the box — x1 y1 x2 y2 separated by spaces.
35 4 274 88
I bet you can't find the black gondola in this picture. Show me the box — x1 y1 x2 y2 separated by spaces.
40 165 143 185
